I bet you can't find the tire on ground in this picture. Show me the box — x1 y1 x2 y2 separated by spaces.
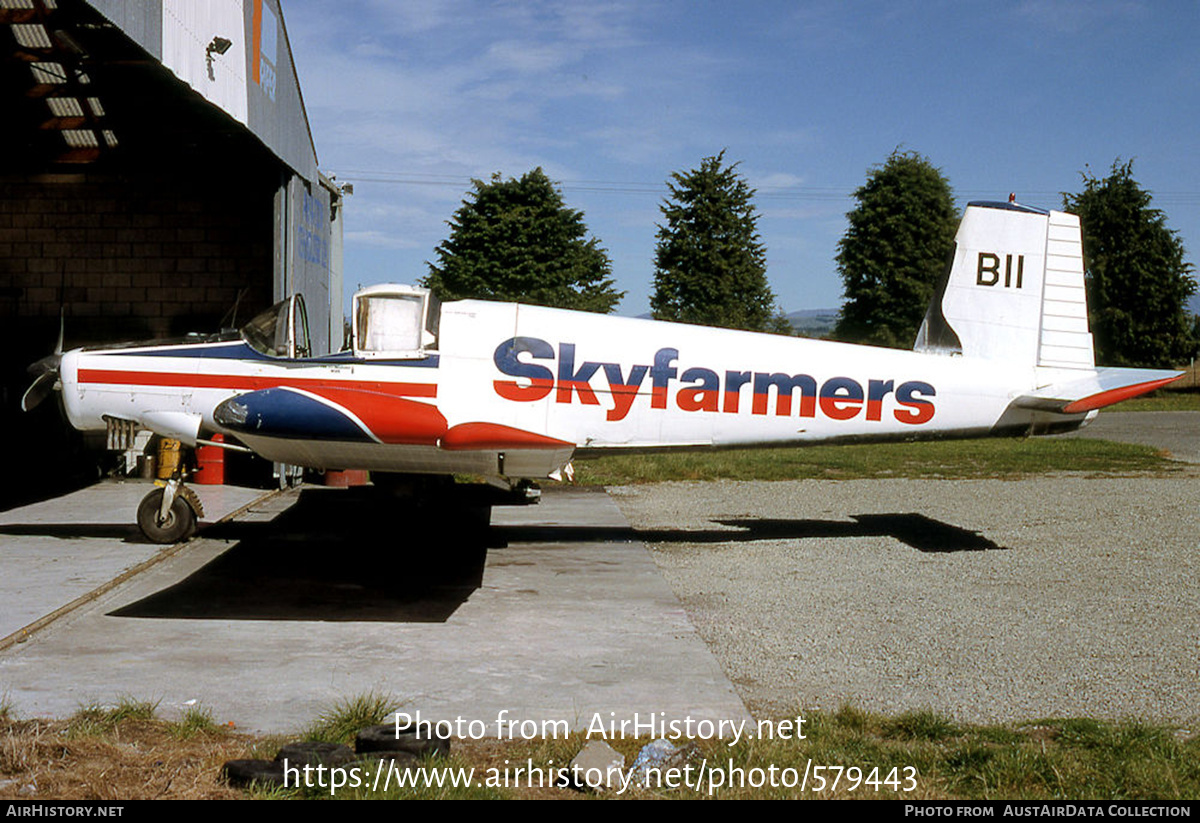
274 741 358 769
221 759 286 789
136 487 197 544
355 722 451 757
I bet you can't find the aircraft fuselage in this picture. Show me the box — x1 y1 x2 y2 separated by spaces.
59 298 1086 482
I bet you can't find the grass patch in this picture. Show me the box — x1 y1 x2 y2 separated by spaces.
301 692 401 745
168 706 222 740
668 709 1197 800
572 437 1176 485
884 709 961 742
1 703 249 800
440 707 1199 800
0 701 1197 800
66 697 160 738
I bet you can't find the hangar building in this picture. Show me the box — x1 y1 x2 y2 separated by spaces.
0 0 343 503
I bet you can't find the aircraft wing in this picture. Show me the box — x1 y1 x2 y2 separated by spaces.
1014 368 1182 414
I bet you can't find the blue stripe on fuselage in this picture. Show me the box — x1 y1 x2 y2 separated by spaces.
214 388 374 442
107 342 441 367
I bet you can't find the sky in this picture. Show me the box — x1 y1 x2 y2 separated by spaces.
280 0 1200 317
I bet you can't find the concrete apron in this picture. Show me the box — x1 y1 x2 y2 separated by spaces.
0 484 750 736
0 479 276 644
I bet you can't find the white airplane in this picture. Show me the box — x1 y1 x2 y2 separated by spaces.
24 201 1181 542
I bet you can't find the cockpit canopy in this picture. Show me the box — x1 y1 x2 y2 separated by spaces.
241 294 311 359
352 284 439 359
240 285 439 360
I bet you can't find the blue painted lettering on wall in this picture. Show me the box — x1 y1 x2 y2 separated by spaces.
298 190 328 267
258 0 278 101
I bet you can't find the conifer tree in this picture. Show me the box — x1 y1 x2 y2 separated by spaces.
834 150 958 348
424 168 622 313
1064 160 1196 367
651 151 784 332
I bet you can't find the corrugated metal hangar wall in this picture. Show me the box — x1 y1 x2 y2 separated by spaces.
0 0 343 503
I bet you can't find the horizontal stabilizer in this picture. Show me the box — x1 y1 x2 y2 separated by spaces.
1015 369 1182 414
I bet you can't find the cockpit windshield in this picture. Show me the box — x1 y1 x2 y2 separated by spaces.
240 295 311 358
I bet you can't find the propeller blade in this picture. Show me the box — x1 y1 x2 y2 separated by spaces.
21 370 59 412
26 351 62 379
22 314 67 411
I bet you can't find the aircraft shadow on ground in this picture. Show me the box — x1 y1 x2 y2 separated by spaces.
108 491 999 623
496 512 1006 554
109 488 494 623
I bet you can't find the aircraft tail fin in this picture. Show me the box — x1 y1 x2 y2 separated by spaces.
917 201 1182 410
915 201 1095 369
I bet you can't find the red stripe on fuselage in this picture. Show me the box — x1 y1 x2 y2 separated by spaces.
78 369 438 399
304 387 447 445
440 422 574 451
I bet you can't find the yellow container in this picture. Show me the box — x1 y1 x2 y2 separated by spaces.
156 438 182 479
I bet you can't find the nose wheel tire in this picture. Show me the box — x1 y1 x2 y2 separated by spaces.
136 488 197 544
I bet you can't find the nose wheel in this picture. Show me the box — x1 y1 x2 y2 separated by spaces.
136 480 202 544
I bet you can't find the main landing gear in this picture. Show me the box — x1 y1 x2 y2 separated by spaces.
136 475 205 544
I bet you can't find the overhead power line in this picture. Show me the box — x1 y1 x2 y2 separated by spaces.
327 169 1200 208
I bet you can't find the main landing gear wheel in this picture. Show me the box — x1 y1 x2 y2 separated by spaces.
136 487 197 544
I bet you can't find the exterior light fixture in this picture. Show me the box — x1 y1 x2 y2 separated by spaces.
205 36 233 80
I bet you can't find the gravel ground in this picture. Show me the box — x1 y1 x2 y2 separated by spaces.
610 473 1200 725
1066 411 1200 464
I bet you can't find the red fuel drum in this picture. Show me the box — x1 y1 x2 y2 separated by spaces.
193 434 226 485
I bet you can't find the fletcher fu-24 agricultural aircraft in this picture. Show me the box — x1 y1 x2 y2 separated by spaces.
23 201 1181 542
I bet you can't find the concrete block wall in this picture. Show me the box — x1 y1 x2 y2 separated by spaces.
0 171 274 344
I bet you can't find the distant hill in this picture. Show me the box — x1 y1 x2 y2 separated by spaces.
785 308 839 338
633 308 841 337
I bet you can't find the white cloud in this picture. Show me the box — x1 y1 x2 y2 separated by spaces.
343 230 422 250
748 171 807 189
1013 0 1145 34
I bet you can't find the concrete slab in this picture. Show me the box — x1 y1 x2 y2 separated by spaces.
0 486 749 735
0 480 275 641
